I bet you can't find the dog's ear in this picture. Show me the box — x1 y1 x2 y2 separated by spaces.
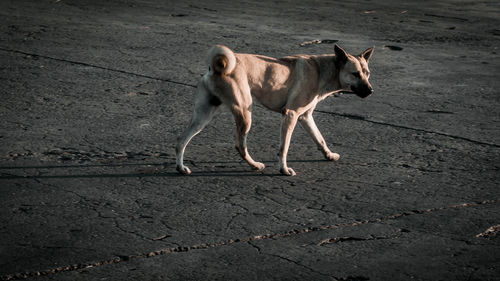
334 44 348 65
361 47 374 62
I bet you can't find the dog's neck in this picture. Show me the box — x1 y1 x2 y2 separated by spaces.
310 55 347 99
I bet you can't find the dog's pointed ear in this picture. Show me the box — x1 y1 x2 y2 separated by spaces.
334 44 348 65
361 46 375 62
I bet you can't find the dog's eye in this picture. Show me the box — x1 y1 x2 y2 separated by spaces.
352 72 361 78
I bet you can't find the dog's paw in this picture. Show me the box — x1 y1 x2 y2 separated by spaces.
252 162 266 172
325 152 340 161
280 167 296 176
176 165 192 175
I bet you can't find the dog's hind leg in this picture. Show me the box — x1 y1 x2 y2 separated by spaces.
176 82 220 175
231 105 265 172
299 109 340 161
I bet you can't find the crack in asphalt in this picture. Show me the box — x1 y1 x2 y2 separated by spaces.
247 241 263 255
314 110 500 148
318 234 400 246
1 199 498 280
476 224 500 239
267 253 333 279
0 47 197 88
248 242 349 280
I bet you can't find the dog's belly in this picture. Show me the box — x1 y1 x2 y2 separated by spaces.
251 87 289 112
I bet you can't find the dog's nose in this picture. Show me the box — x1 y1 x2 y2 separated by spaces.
361 88 373 99
352 84 373 98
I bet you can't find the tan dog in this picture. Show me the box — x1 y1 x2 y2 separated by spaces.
176 44 374 176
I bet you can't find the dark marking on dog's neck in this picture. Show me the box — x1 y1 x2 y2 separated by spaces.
209 94 222 106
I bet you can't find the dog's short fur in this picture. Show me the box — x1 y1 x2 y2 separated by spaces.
176 44 374 176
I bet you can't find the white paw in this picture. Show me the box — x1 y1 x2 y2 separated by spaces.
280 167 296 176
176 165 192 175
326 152 340 161
252 162 266 172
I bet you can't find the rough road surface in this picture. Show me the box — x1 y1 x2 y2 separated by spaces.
1 0 499 280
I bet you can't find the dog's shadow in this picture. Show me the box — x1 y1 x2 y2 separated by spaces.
0 159 330 180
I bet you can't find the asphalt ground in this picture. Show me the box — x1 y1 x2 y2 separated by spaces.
1 1 499 280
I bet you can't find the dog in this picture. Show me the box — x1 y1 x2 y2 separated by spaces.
176 44 374 176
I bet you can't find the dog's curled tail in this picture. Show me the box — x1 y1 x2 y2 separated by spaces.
206 45 236 75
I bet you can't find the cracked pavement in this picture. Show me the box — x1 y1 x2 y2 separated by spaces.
1 0 499 280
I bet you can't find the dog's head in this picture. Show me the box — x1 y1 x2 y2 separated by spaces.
334 45 374 98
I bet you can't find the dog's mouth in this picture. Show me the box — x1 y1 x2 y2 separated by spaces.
351 84 373 98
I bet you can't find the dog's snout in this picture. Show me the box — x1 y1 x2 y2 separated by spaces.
351 83 373 98
363 87 373 98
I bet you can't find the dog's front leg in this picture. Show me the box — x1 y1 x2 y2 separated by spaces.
298 109 340 161
279 110 299 176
